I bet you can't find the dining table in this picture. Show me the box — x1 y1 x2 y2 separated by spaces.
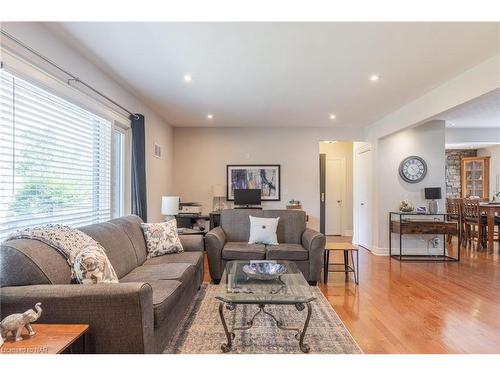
480 202 500 252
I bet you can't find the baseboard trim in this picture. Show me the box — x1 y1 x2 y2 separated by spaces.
343 229 353 237
371 246 447 257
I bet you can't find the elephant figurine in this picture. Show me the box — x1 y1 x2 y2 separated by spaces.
0 303 43 342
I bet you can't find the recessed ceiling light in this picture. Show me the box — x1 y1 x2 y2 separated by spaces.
370 74 381 82
329 114 336 120
184 74 193 82
206 113 214 120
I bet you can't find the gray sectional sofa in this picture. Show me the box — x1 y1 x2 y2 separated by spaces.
0 215 204 353
205 209 325 284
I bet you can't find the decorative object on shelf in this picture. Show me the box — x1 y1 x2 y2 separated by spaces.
425 187 442 214
178 202 202 215
227 164 281 201
286 199 302 210
242 262 287 280
0 303 42 343
212 184 226 212
399 156 427 183
416 206 427 213
161 196 179 221
399 200 415 213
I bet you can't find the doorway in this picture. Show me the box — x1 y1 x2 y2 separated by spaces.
319 141 353 237
356 146 372 249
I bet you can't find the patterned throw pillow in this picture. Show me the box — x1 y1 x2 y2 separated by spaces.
140 220 184 258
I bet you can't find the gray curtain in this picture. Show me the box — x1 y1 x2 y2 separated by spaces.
131 114 147 222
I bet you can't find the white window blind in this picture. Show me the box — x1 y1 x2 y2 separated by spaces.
0 70 112 240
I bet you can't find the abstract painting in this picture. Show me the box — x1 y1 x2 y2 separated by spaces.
226 164 281 201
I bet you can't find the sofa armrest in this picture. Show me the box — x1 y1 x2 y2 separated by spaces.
205 226 227 282
179 234 204 252
0 282 154 353
302 228 326 282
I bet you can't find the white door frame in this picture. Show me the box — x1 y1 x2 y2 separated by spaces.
325 156 346 236
354 144 372 250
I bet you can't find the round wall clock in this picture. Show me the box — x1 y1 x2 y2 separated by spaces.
399 156 427 183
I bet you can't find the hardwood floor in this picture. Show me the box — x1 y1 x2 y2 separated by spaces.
203 237 500 354
320 236 500 354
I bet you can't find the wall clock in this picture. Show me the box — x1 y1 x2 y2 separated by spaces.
399 156 427 183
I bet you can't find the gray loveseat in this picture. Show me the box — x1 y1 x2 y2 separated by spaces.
0 215 204 353
205 209 325 284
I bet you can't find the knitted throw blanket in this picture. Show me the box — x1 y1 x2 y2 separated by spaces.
7 224 118 284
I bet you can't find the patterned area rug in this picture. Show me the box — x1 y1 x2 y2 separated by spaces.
164 284 362 354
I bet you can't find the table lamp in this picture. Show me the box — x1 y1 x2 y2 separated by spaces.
212 184 226 212
424 187 442 214
161 196 179 221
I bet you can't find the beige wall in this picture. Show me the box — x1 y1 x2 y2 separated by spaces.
173 127 363 230
319 142 353 235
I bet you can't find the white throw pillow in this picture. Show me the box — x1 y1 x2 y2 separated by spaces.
248 216 280 245
140 220 184 258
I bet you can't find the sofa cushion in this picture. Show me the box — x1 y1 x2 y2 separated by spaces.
144 251 203 269
120 263 193 283
146 280 183 327
262 210 306 244
109 215 148 265
222 242 266 260
266 243 309 261
220 209 264 242
79 222 138 279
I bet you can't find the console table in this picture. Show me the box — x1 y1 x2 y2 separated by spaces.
389 212 460 262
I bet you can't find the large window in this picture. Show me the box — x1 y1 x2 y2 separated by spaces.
0 70 124 240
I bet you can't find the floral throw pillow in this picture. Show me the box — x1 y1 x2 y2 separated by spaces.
140 220 184 258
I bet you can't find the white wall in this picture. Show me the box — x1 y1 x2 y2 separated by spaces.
373 120 446 254
446 127 500 144
319 142 353 235
173 127 363 231
1 22 174 222
478 145 500 197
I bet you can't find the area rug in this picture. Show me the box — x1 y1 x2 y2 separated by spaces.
164 284 362 354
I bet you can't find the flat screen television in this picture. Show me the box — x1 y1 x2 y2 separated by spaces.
234 189 261 206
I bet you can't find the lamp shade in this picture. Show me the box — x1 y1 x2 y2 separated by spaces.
161 196 179 216
424 187 442 200
212 184 225 197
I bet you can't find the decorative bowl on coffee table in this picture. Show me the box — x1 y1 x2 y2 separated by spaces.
242 262 287 280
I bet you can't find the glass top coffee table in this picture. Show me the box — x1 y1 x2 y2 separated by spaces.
215 260 316 353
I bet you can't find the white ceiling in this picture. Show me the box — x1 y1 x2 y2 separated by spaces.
45 22 500 128
439 89 500 129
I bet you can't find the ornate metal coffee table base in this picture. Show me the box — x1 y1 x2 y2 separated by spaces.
218 302 313 353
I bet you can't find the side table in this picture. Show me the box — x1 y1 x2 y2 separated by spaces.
323 242 359 285
0 324 89 354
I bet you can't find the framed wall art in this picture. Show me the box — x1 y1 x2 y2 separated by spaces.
226 164 281 201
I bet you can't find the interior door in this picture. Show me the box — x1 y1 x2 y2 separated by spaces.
358 149 372 249
326 157 345 235
319 154 326 234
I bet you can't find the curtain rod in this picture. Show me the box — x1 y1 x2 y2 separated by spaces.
0 29 139 120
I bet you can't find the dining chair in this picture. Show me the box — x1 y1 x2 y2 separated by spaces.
446 198 462 245
462 198 487 250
